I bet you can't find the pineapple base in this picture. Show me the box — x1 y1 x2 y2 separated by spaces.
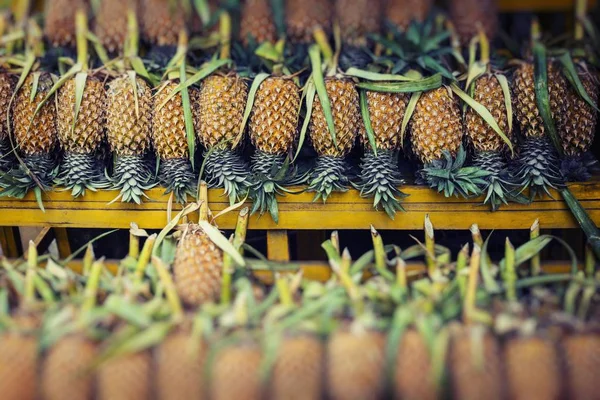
354 150 407 219
0 139 14 172
250 151 307 223
473 151 526 211
0 153 57 199
55 153 109 198
109 155 156 204
203 148 251 206
159 158 196 204
560 152 598 183
511 137 565 199
307 156 350 203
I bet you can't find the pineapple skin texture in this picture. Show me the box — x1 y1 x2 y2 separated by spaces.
270 335 324 400
140 0 185 46
107 75 152 156
152 81 191 160
562 334 600 400
310 78 360 158
94 0 135 54
466 74 511 153
335 0 382 46
411 86 463 164
326 329 386 400
394 329 437 400
13 73 58 156
286 0 332 43
44 0 87 47
195 75 248 150
41 336 96 400
0 73 14 142
450 0 498 45
156 333 205 400
97 351 152 400
559 72 598 157
504 338 562 400
57 77 106 155
210 344 263 400
361 91 409 151
386 0 433 30
249 77 300 155
173 226 223 307
240 0 277 45
0 334 38 400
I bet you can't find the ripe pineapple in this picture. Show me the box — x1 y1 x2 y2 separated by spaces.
2 73 58 199
0 332 38 400
386 0 433 30
140 0 186 47
97 351 152 400
248 76 302 222
448 328 503 400
562 334 600 400
327 328 386 400
286 0 332 44
308 78 361 202
106 75 155 203
210 341 263 400
94 0 135 54
393 329 437 400
156 332 206 400
173 224 223 307
240 0 277 45
0 73 15 172
152 80 197 203
195 74 252 205
512 62 565 198
55 75 108 197
450 0 498 45
335 0 382 47
41 335 97 400
44 0 88 47
355 90 409 219
504 337 562 400
269 335 324 399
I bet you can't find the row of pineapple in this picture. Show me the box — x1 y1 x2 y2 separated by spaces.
1 196 599 400
0 0 598 222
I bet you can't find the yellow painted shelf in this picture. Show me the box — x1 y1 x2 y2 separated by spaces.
0 181 598 231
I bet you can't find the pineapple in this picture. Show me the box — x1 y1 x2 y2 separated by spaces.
393 329 437 400
97 351 152 400
448 328 503 400
44 0 88 47
94 0 135 54
2 73 58 199
41 335 97 400
386 0 433 30
286 0 332 44
240 0 276 46
0 331 38 400
0 73 14 172
335 0 382 47
55 75 107 197
269 335 324 399
308 78 361 202
562 334 600 400
450 0 498 45
152 80 197 203
248 74 303 222
210 341 263 400
156 332 206 400
512 62 565 198
326 328 386 400
173 224 223 307
504 337 562 400
355 90 409 219
195 73 252 205
140 0 186 47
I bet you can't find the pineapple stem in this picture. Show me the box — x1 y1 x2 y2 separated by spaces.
531 18 541 43
83 244 94 276
233 207 249 255
313 27 334 69
152 256 184 321
129 233 140 259
424 215 436 277
12 0 30 26
23 241 37 305
395 255 408 293
331 231 340 256
371 226 392 281
219 11 232 60
134 234 157 280
198 181 209 223
478 28 490 65
275 273 294 307
503 238 517 302
530 219 541 276
75 9 89 71
125 7 139 60
463 245 481 324
585 244 595 278
575 0 587 41
80 259 105 317
220 235 235 306
456 244 469 298
470 224 493 270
